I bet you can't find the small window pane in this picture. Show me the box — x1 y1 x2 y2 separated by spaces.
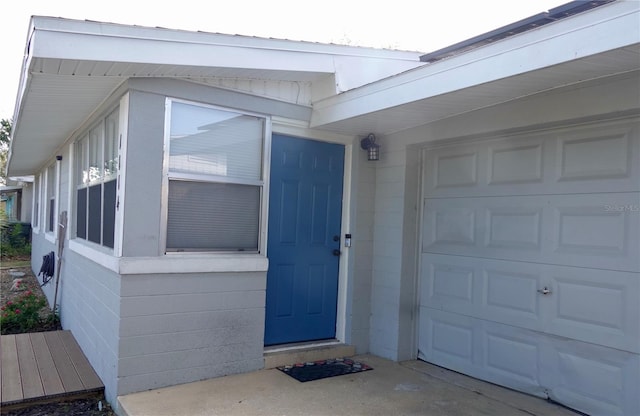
89 125 102 183
47 164 55 232
33 176 39 227
88 184 102 244
104 110 119 179
76 137 88 186
167 180 259 251
102 180 117 248
169 102 263 181
76 188 87 239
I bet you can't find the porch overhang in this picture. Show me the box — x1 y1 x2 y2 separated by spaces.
7 16 422 177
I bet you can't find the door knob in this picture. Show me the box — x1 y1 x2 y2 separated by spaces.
332 249 341 256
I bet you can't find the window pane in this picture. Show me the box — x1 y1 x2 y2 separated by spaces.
167 180 259 251
88 184 102 244
33 176 39 227
104 110 119 179
169 102 263 181
76 188 87 239
76 137 88 186
89 125 102 183
102 179 117 248
47 164 55 232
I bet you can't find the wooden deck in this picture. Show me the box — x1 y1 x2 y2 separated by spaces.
0 330 104 411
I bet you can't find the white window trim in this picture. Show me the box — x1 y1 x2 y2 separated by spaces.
160 97 271 255
44 164 57 243
112 93 129 257
31 174 41 233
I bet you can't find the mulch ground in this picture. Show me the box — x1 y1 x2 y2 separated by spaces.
1 258 116 416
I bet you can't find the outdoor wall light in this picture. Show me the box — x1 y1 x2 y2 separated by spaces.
360 133 380 161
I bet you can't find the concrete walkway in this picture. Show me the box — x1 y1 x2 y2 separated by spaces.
117 355 579 416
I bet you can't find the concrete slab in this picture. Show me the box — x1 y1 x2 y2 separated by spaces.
117 355 579 416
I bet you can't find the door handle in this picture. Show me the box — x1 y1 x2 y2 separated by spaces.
332 249 341 256
537 286 551 295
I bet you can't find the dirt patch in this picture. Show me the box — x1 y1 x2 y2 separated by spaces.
3 397 115 416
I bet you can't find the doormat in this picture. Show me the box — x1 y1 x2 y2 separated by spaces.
277 358 373 382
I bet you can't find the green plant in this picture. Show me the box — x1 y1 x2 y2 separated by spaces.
0 213 31 258
0 290 47 334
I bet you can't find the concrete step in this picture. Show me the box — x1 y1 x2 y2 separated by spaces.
263 341 356 369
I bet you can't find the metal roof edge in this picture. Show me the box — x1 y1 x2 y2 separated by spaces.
419 0 617 63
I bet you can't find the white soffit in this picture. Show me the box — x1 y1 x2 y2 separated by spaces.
310 0 640 134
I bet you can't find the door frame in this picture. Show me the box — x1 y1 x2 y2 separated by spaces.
269 119 353 344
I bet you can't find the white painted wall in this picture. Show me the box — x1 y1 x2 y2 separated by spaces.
365 72 640 361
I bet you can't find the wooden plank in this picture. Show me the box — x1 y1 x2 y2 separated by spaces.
30 332 64 396
1 335 23 403
58 331 103 390
44 331 84 393
15 334 44 399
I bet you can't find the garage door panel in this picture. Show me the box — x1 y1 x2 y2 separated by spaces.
544 340 640 416
423 193 639 272
488 141 544 185
556 124 633 182
419 309 548 398
551 193 639 272
548 268 640 353
422 253 640 352
423 119 639 198
418 308 476 368
421 254 546 331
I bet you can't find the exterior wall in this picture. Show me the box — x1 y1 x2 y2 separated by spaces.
366 72 640 361
345 146 374 353
117 271 265 395
59 250 121 405
121 90 165 257
29 137 122 405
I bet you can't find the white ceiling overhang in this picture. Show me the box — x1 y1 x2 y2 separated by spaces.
7 17 422 177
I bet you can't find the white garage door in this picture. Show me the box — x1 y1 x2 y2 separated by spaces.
418 117 640 416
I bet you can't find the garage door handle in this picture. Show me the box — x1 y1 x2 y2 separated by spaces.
537 287 551 295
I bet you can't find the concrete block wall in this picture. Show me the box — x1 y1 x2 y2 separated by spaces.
60 251 121 404
117 271 266 395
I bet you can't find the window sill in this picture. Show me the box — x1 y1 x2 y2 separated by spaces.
68 241 268 275
68 239 119 272
119 253 269 275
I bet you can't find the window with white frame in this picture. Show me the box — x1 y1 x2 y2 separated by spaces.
165 100 266 252
75 108 119 248
46 163 56 233
32 175 40 229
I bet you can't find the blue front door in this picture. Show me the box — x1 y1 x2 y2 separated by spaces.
265 134 344 346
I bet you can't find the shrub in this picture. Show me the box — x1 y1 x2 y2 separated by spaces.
0 220 31 259
0 290 47 334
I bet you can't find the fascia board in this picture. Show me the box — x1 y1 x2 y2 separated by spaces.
310 1 640 128
27 17 421 74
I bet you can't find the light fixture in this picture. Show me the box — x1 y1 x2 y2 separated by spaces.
360 133 380 161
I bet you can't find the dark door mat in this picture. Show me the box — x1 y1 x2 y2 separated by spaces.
277 358 373 382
